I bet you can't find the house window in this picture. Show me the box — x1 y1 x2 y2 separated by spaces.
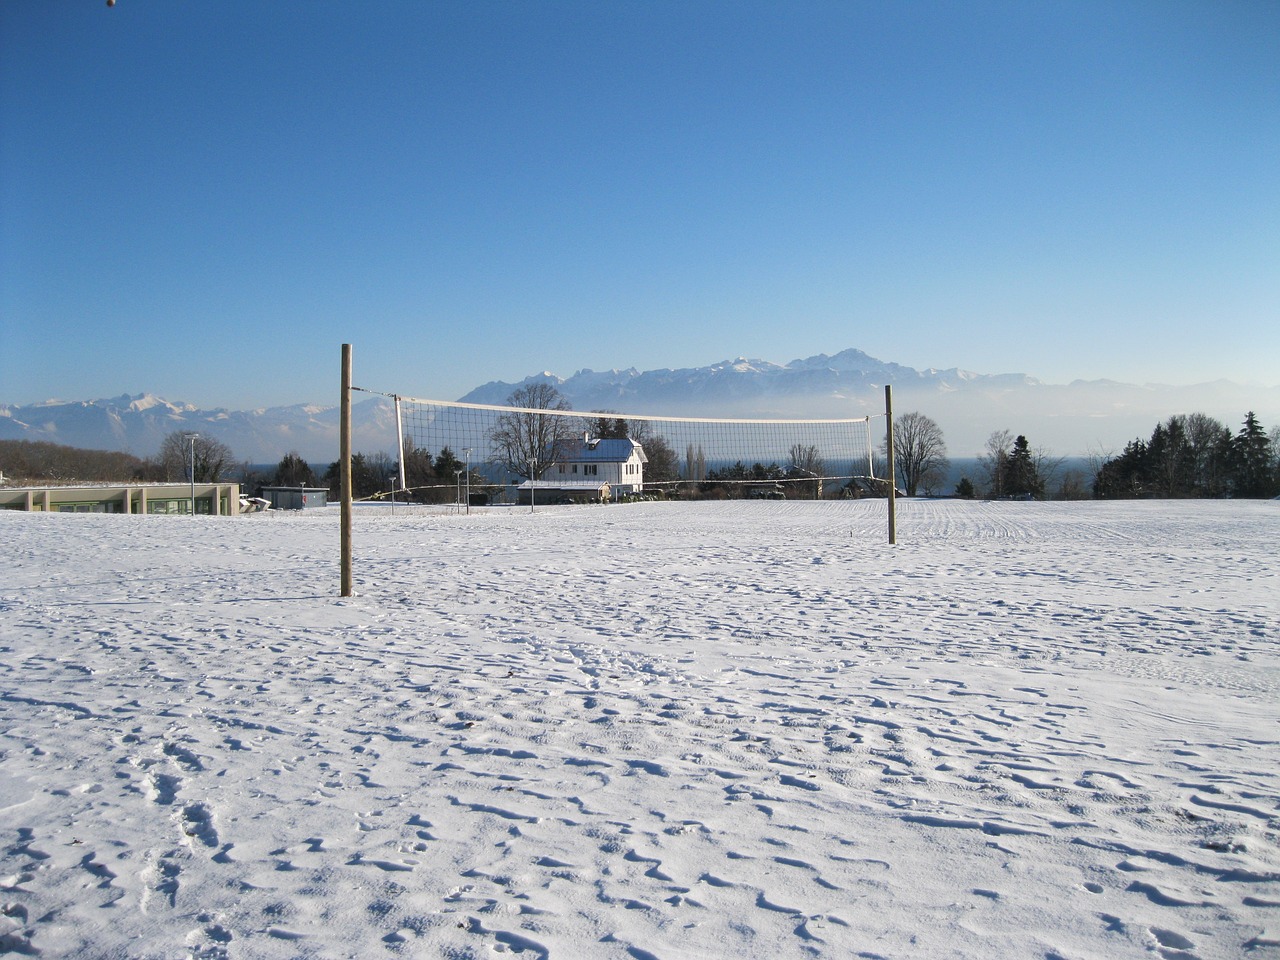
57 501 122 513
147 499 188 515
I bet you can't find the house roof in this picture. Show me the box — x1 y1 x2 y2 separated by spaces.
518 479 610 491
551 437 648 465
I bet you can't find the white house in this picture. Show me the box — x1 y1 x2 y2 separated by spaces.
519 435 647 504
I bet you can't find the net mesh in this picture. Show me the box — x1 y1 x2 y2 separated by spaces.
387 394 880 504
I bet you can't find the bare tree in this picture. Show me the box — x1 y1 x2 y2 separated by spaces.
157 431 234 482
1033 444 1064 496
490 383 575 479
883 412 948 497
1184 412 1232 497
1055 469 1089 500
367 451 398 494
1084 443 1115 493
978 429 1013 499
787 443 825 498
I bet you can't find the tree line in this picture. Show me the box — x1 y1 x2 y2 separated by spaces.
1092 412 1277 499
881 409 1279 501
0 439 149 485
6 407 1276 503
0 433 235 486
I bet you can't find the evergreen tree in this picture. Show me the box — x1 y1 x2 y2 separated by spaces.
1093 439 1148 499
400 437 436 502
428 447 467 504
1230 412 1274 498
1147 417 1195 497
1093 412 1239 499
272 451 315 487
434 446 464 479
583 412 633 440
323 452 385 500
1003 435 1043 499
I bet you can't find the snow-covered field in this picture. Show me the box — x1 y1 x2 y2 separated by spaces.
1 499 1277 960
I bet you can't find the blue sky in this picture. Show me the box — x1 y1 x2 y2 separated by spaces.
2 1 1277 410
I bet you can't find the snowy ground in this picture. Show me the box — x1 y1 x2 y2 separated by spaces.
1 499 1277 960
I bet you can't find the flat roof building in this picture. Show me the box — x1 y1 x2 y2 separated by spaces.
260 486 330 510
0 482 241 515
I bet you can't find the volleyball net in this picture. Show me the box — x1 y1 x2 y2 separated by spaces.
376 393 884 504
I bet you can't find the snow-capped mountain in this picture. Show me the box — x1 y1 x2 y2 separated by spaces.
463 348 1037 417
2 350 1275 462
462 347 1275 455
0 393 397 465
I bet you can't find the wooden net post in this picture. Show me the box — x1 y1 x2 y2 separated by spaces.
885 384 896 545
340 344 354 596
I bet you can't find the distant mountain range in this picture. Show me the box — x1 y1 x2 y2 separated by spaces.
461 348 1277 456
460 348 1036 411
2 348 1276 463
0 393 398 467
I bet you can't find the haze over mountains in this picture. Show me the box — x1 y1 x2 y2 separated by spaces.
2 349 1275 464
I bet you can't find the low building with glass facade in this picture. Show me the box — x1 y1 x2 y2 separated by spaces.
0 482 241 515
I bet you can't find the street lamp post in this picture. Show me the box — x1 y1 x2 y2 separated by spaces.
463 448 472 515
185 433 199 516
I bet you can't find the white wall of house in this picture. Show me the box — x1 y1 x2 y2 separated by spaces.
548 439 646 497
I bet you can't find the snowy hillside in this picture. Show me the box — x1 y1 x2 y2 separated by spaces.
1 500 1277 958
